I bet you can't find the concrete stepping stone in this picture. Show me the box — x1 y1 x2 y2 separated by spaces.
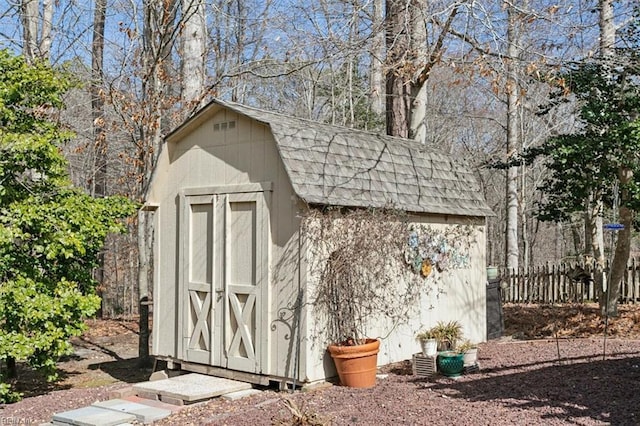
52 406 136 426
221 388 262 401
133 373 252 404
92 399 172 423
121 395 186 413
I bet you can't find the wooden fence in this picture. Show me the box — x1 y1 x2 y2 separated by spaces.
501 258 640 304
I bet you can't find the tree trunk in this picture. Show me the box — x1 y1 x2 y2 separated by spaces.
605 168 634 317
505 3 522 271
596 0 616 316
384 0 410 137
587 196 607 312
583 210 593 257
20 0 39 63
230 0 247 103
19 0 53 63
385 0 458 140
91 0 108 317
599 0 615 58
91 0 107 199
181 0 206 114
521 166 529 270
137 211 152 367
408 5 427 143
5 357 16 380
40 0 53 61
137 4 154 366
136 1 162 365
570 221 582 257
409 82 428 142
386 72 410 138
340 5 360 128
606 209 631 317
369 0 385 116
136 0 178 364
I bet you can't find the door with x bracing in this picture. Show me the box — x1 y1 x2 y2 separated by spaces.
181 191 267 373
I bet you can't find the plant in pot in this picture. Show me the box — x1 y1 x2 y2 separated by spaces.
321 247 380 388
304 208 417 388
430 320 463 352
456 339 478 367
415 328 438 357
436 350 465 377
430 320 465 377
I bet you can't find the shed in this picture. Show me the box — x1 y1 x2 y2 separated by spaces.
145 99 494 386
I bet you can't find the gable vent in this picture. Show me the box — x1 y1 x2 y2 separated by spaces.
214 121 236 131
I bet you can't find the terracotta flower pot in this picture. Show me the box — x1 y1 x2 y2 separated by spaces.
328 338 380 388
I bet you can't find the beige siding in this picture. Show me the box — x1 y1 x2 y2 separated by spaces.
268 198 310 381
151 109 303 379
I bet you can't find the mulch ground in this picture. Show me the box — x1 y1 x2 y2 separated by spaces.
503 302 640 339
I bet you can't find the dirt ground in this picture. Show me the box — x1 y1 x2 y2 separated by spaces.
2 303 640 425
12 318 151 399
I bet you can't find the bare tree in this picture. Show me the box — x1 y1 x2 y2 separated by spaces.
5 0 637 326
20 0 38 62
504 1 524 272
181 0 207 113
19 0 53 63
135 0 180 366
370 0 385 116
91 0 107 199
385 0 465 141
40 0 52 60
91 0 108 316
598 0 628 316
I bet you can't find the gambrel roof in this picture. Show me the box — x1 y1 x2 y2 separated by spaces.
166 99 494 217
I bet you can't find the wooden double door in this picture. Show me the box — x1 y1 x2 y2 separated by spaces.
179 185 269 374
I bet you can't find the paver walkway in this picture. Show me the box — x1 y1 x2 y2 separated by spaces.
45 373 257 426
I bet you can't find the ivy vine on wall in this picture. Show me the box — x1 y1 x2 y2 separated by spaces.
304 207 478 345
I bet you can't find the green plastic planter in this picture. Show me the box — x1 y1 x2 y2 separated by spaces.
437 351 464 377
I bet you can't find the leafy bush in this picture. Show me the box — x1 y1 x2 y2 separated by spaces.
0 381 22 404
0 49 137 399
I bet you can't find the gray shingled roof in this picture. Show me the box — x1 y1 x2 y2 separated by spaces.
215 100 494 217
